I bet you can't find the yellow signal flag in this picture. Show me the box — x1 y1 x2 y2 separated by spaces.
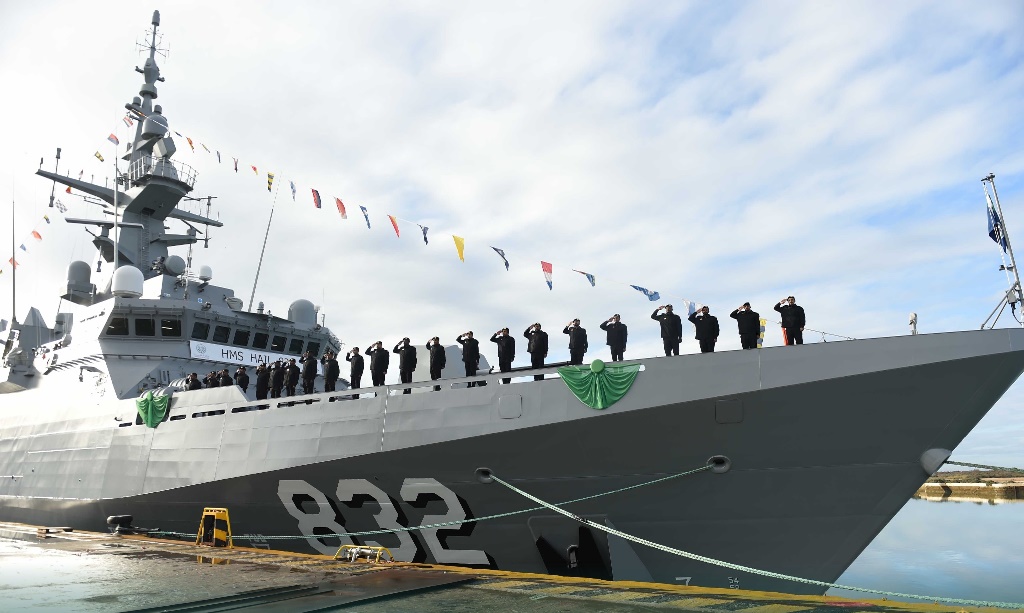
453 235 466 262
94 151 105 162
267 172 275 192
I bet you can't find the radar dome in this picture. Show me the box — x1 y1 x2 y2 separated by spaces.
198 265 213 282
67 261 91 285
288 299 317 325
141 113 169 139
111 266 144 298
164 255 186 276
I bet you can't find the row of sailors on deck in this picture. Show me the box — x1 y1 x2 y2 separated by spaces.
342 298 807 395
183 298 806 397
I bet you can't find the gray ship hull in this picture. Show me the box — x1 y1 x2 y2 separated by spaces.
3 329 1023 594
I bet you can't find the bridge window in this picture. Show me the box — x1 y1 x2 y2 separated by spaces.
191 322 210 340
233 329 251 346
271 335 286 351
135 318 156 336
212 325 231 343
252 332 269 349
161 319 182 337
288 338 304 354
307 341 321 357
106 317 129 336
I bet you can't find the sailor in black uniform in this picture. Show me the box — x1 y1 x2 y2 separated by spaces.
456 332 481 387
366 341 389 387
321 350 340 392
599 314 628 362
234 366 250 393
775 296 806 345
730 302 761 350
286 358 301 396
688 306 720 354
255 364 270 400
427 337 446 391
524 323 548 381
300 351 318 394
346 347 365 398
270 360 285 398
490 328 515 384
393 338 417 394
651 305 682 356
563 318 588 365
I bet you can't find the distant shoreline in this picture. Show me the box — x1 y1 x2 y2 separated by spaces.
917 470 1024 502
929 469 1023 483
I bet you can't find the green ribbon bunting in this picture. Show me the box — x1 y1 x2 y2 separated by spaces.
558 359 641 410
135 390 171 428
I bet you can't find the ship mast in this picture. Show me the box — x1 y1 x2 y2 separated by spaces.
980 173 1023 329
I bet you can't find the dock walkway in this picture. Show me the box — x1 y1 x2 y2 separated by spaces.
0 521 1013 612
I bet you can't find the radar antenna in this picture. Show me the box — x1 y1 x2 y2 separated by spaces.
183 196 217 248
136 10 169 63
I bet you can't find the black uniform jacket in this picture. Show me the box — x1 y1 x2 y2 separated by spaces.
729 309 761 335
256 370 270 392
774 303 806 329
235 372 250 389
271 365 286 387
490 333 516 362
187 378 203 391
366 347 390 374
524 327 549 357
393 343 418 371
323 358 340 381
562 325 588 351
457 336 480 364
287 364 301 386
599 321 628 350
300 357 317 379
428 342 447 370
347 353 365 377
688 312 720 341
651 309 683 341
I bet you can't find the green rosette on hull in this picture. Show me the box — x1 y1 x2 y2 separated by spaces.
135 391 170 428
558 359 641 409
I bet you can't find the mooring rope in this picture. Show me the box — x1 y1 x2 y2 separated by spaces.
486 472 1023 609
149 463 712 541
945 460 1024 474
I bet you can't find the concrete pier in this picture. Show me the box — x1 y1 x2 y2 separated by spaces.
0 521 1014 612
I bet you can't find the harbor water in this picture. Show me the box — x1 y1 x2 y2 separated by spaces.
829 496 1024 603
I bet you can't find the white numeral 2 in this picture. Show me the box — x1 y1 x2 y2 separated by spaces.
401 478 489 565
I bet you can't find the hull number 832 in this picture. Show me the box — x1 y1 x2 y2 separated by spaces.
277 478 490 565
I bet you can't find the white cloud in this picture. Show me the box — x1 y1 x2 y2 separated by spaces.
1 1 1023 455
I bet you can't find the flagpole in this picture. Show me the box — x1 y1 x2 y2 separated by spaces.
9 186 15 325
113 133 119 270
249 179 281 311
984 174 1022 310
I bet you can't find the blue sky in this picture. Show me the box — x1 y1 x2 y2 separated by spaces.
0 1 1023 465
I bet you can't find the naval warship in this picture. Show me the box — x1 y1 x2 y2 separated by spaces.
3 10 1024 595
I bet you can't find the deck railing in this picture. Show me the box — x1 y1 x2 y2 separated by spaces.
127 155 197 190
